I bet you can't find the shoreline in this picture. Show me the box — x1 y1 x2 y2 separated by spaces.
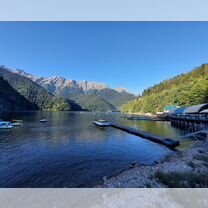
96 141 208 188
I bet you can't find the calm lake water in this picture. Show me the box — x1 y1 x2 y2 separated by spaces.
0 112 192 187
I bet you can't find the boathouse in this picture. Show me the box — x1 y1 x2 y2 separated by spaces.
164 105 180 113
170 103 208 130
172 103 208 116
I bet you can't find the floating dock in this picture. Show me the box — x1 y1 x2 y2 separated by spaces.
94 120 180 149
110 123 179 149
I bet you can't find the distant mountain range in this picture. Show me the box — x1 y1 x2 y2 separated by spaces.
13 69 136 110
0 66 136 113
13 69 109 94
2 64 208 114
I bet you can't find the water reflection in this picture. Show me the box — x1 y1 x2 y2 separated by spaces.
0 112 190 187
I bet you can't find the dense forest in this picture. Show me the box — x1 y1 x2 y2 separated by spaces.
0 77 37 112
57 89 118 111
122 64 208 114
75 94 117 112
59 88 135 111
88 88 136 108
0 67 71 111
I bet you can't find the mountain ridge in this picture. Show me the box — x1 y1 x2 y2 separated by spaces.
13 69 134 94
0 66 71 111
13 69 136 109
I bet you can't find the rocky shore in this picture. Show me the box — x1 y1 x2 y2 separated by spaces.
97 141 208 188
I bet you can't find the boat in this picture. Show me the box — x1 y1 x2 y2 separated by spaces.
11 122 23 126
40 119 48 122
0 121 13 129
93 119 111 127
11 119 23 126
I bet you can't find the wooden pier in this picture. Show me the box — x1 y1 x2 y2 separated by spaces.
170 115 208 131
170 116 208 123
94 120 179 149
169 104 208 130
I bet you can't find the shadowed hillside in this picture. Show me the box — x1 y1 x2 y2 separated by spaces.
0 66 71 111
0 77 38 113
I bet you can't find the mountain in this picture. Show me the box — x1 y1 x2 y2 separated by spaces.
0 77 37 113
122 64 208 114
88 88 136 107
13 69 136 110
13 69 108 94
75 94 116 112
0 66 71 111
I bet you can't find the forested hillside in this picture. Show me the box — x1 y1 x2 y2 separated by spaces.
88 88 136 108
0 66 71 111
13 69 136 110
0 77 37 112
122 64 208 114
75 94 117 112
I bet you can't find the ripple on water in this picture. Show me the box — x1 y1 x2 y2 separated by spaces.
0 112 189 187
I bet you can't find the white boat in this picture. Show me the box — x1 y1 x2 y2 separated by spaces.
11 122 23 126
0 121 13 129
10 119 23 126
93 119 111 127
40 119 48 122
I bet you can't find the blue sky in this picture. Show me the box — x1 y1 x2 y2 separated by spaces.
0 22 208 94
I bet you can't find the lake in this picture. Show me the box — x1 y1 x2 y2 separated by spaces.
0 112 192 187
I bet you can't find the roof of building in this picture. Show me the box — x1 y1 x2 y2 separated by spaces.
184 103 208 114
173 107 186 115
164 105 179 111
200 109 208 113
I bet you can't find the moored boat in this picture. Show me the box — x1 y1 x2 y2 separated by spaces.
11 119 23 126
40 118 48 122
11 122 23 126
93 119 111 127
0 121 13 129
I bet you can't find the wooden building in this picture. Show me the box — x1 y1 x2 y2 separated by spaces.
170 103 208 130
